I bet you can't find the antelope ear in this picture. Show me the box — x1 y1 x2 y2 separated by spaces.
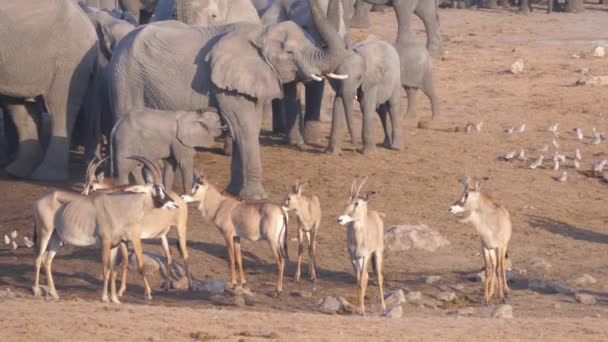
362 191 376 201
475 182 482 193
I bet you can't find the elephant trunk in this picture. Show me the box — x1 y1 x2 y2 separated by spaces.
307 0 346 75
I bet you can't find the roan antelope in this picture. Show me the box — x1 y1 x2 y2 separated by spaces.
182 170 289 294
449 177 512 304
282 178 321 282
32 157 179 303
337 176 386 315
82 157 193 295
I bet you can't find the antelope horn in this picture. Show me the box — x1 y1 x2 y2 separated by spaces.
355 176 368 199
85 156 98 183
92 156 109 176
349 176 358 199
463 176 471 188
128 156 162 184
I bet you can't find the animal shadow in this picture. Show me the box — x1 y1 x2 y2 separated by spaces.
528 215 608 244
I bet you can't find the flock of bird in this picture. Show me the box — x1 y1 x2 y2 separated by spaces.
4 230 33 250
495 122 607 182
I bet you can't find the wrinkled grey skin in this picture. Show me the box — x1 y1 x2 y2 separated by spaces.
0 0 98 180
108 0 345 199
327 38 402 155
349 0 443 56
112 108 222 193
154 0 260 25
396 41 440 119
79 2 137 155
254 0 353 145
119 0 157 23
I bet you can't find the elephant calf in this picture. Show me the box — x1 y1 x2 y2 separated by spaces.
112 107 222 193
327 37 403 155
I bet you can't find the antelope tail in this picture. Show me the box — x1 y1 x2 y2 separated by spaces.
279 209 289 262
32 210 39 255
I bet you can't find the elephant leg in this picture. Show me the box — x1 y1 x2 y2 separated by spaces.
393 0 417 47
31 51 95 181
0 108 11 166
376 105 391 149
116 157 138 185
218 93 268 200
304 81 324 145
284 82 304 146
351 0 372 29
387 93 403 150
82 74 103 164
404 86 419 118
162 158 177 191
3 100 43 178
360 89 378 156
487 0 498 8
177 154 194 195
271 98 288 134
414 0 444 56
326 94 347 154
423 75 441 119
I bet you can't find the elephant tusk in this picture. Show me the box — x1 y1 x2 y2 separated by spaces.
326 72 348 80
354 95 358 100
309 74 323 82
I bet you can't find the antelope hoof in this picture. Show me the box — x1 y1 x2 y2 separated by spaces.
293 275 301 283
273 290 282 298
111 296 121 304
32 286 41 297
50 291 60 300
118 288 126 297
357 308 366 316
144 294 152 301
102 296 110 303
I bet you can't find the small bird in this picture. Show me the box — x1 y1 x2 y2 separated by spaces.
529 155 544 169
574 159 580 169
464 123 474 133
575 149 582 161
516 123 526 133
555 171 567 182
10 230 17 239
547 123 559 132
3 235 9 245
475 122 484 132
552 138 560 149
502 151 517 160
553 160 560 170
24 236 34 248
517 149 526 161
591 135 602 145
593 159 608 172
504 126 514 136
11 241 17 250
573 128 584 141
537 144 549 152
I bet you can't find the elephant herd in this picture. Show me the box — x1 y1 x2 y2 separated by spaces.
0 0 444 200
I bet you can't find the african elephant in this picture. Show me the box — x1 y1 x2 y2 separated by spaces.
0 0 98 180
349 0 443 56
254 0 353 145
154 0 261 25
112 108 222 193
108 0 346 199
327 37 403 155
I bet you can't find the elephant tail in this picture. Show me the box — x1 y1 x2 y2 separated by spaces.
109 115 124 178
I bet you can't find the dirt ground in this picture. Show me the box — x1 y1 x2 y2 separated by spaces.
2 5 608 341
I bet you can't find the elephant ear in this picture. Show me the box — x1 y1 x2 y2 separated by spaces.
206 32 283 100
356 49 383 94
176 112 210 148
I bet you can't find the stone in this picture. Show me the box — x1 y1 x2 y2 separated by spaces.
319 296 354 314
199 280 227 295
232 286 255 298
491 304 513 319
4 288 16 299
436 291 456 302
528 257 551 272
384 225 450 253
509 58 524 74
383 305 403 318
457 307 475 316
576 75 608 86
382 289 406 308
405 291 423 305
570 274 597 287
233 296 246 307
292 291 313 298
577 67 590 75
575 293 597 305
420 275 441 284
592 46 605 57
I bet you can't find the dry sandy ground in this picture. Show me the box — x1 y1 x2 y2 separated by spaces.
2 5 608 341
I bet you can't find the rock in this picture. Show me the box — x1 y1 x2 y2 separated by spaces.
575 293 597 305
420 275 441 284
592 46 605 57
577 67 590 75
576 75 608 86
436 291 456 302
405 291 423 305
528 257 551 272
319 296 355 314
382 289 406 308
509 58 524 74
470 269 515 283
292 291 313 298
491 304 513 319
383 305 403 318
199 280 226 295
232 286 255 298
233 296 246 307
570 274 597 287
417 119 431 129
4 288 16 299
384 224 450 253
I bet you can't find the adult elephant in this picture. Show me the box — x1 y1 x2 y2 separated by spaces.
154 0 261 25
119 0 157 23
108 0 346 199
349 0 443 56
0 0 98 180
254 0 353 145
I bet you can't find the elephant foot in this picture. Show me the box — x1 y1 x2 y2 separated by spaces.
223 139 233 156
30 140 70 181
404 110 418 119
324 145 343 155
288 127 305 146
239 183 268 201
428 44 445 58
361 145 377 156
304 121 323 145
371 4 391 12
5 159 35 179
31 163 69 182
